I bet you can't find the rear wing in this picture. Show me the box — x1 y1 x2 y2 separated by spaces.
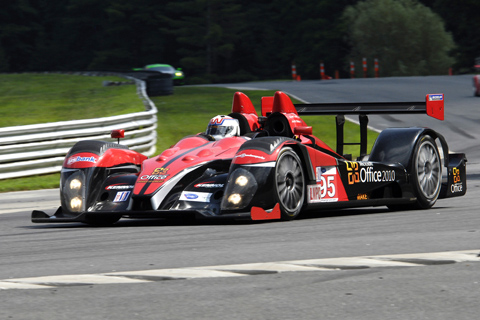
293 93 445 157
294 94 444 120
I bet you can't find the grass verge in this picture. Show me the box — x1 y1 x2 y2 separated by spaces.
0 73 144 126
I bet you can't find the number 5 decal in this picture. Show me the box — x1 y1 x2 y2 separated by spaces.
320 175 336 199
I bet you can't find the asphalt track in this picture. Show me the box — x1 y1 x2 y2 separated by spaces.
1 75 479 320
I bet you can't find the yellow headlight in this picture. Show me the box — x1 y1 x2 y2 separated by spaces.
235 175 248 187
228 193 242 205
70 179 82 189
70 197 83 210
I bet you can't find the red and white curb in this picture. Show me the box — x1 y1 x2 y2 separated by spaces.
1 250 479 290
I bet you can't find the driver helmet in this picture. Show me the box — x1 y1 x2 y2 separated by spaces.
206 115 240 140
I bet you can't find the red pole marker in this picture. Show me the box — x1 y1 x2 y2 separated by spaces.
363 57 367 78
374 58 379 78
350 61 355 78
291 62 297 80
320 62 325 80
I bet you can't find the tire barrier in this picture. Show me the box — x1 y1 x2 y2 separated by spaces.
124 71 173 96
0 73 158 180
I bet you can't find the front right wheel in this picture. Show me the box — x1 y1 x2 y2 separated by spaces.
274 148 305 220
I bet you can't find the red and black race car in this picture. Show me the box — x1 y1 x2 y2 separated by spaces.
32 91 467 225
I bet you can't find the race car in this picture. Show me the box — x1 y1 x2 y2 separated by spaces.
144 64 185 85
32 91 467 225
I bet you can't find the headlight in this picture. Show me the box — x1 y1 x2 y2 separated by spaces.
62 170 86 212
70 179 82 189
70 197 83 210
228 193 242 205
235 175 248 187
221 168 257 210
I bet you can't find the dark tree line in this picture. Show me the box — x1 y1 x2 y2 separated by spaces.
0 0 478 82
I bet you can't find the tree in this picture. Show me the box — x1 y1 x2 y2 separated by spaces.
0 1 41 71
421 0 480 72
88 0 171 70
162 0 246 82
342 0 455 76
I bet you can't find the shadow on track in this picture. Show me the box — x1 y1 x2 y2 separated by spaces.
23 206 412 229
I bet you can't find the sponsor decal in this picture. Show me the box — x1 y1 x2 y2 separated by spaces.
152 167 169 175
67 155 97 165
194 181 225 188
316 166 337 180
453 167 461 184
451 167 463 193
106 184 134 190
138 167 170 183
428 94 443 101
346 161 395 185
235 153 266 160
357 193 369 200
308 167 338 203
315 166 327 182
113 191 130 202
346 161 360 184
179 191 212 202
139 175 168 182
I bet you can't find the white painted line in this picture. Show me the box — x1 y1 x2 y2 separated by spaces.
4 274 150 286
0 281 54 290
288 257 421 268
373 250 480 262
106 268 247 279
2 250 479 290
196 262 332 272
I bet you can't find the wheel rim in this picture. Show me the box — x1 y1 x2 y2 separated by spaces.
415 141 441 199
276 152 304 213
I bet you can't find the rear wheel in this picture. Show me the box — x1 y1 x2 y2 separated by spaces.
274 148 305 220
411 136 442 208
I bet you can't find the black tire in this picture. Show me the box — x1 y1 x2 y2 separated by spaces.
274 148 305 220
411 135 442 209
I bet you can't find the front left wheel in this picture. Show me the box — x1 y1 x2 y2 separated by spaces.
274 148 305 220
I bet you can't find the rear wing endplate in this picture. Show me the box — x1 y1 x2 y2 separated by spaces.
293 94 444 158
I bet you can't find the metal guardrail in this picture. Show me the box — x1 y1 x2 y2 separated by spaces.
0 74 158 180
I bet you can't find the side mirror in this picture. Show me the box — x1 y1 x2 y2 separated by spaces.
293 126 312 136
